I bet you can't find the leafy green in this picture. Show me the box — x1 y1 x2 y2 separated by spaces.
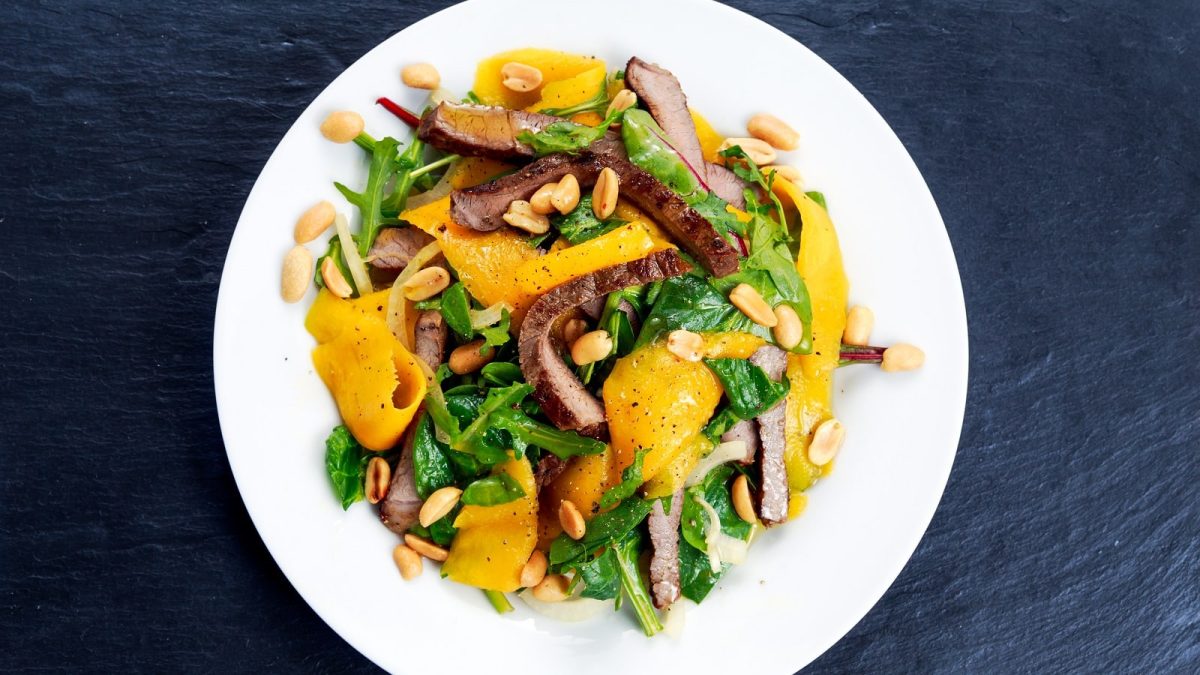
440 283 474 340
549 498 655 568
552 194 627 244
540 76 609 117
622 109 706 202
574 547 621 600
692 192 750 243
703 359 790 419
461 473 526 506
598 449 648 510
490 407 606 460
407 507 459 546
679 534 723 603
517 106 623 156
636 274 759 348
702 407 742 445
805 190 827 210
680 464 753 553
578 289 636 384
613 531 663 636
478 309 512 349
463 91 484 105
718 144 788 232
484 589 514 614
450 384 532 465
479 361 522 387
411 413 456 500
313 236 359 295
336 136 426 257
324 425 369 510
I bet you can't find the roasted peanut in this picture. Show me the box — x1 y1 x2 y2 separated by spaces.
294 200 336 244
500 62 543 92
731 474 757 524
401 62 440 90
404 533 449 562
843 305 875 346
881 344 925 372
320 110 364 144
529 183 558 215
666 329 704 362
570 330 612 366
605 89 637 118
503 199 551 234
729 284 777 327
766 165 803 185
718 137 777 166
520 550 548 589
393 544 422 580
562 318 588 346
365 456 391 505
592 167 619 219
402 266 451 301
558 499 586 540
551 174 581 214
449 340 495 374
419 486 462 527
747 113 800 151
772 304 802 350
281 245 313 303
531 574 570 602
320 256 353 299
807 418 846 466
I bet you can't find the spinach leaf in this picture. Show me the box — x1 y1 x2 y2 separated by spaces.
692 192 750 243
703 407 742 445
478 309 511 349
480 361 522 387
679 535 725 603
622 109 706 202
718 144 788 233
636 274 758 349
598 449 648 510
680 464 753 553
452 383 534 464
549 498 655 568
461 473 526 506
613 531 663 636
407 507 459 547
324 425 369 510
575 547 621 600
490 407 606 460
517 107 623 156
552 194 627 243
411 413 456 500
440 283 474 340
703 358 790 419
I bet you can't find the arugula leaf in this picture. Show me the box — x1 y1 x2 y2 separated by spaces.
574 547 621 600
636 274 759 349
478 309 511 349
692 192 750 243
480 361 522 387
411 413 456 500
440 283 473 340
517 106 624 156
549 498 655 568
598 449 648 510
407 507 459 546
335 136 425 257
490 407 606 460
324 425 369 510
805 190 827 210
718 144 788 232
703 359 790 419
461 473 526 506
613 531 663 636
313 236 359 295
452 383 534 463
552 194 627 244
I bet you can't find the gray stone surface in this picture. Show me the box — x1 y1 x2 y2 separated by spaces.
1 0 1196 672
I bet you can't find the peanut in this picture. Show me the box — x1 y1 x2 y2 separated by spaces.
592 167 619 219
772 304 802 350
320 256 353 299
319 110 364 144
500 62 543 92
605 89 637 118
404 533 449 562
520 550 548 589
666 329 704 362
448 340 495 375
401 62 440 90
402 266 450 301
558 499 586 541
419 486 462 527
843 305 875 346
562 318 588 346
807 418 846 466
718 137 777 166
281 245 313 303
551 174 581 215
365 456 391 505
529 183 558 215
731 474 757 524
747 113 800 151
502 199 550 234
531 574 570 602
881 344 925 372
570 330 612 366
729 284 777 327
294 200 336 243
393 544 422 580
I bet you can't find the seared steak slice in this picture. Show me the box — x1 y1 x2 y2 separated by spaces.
453 150 740 276
379 424 421 535
706 163 747 209
417 102 562 161
367 227 443 284
750 346 789 526
648 488 684 608
534 454 569 492
624 57 708 183
518 249 691 437
413 310 448 369
721 419 760 464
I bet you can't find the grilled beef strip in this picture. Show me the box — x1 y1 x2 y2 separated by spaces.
624 57 708 181
416 102 563 161
705 162 748 209
367 226 444 284
721 418 761 464
534 454 569 492
379 423 422 535
648 487 685 608
750 346 790 526
413 310 448 369
518 249 691 438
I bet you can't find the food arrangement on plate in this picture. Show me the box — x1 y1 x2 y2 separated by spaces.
279 47 925 636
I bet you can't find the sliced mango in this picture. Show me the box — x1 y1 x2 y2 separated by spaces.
451 157 513 189
443 457 538 592
528 64 607 122
473 48 605 110
691 109 726 164
536 447 619 548
513 222 673 296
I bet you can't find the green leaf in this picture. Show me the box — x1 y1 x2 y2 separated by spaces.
461 473 526 506
452 383 534 464
636 274 759 349
324 426 369 510
313 236 359 296
598 449 648 510
549 498 655 568
552 194 627 244
440 283 474 340
540 75 609 117
679 535 725 603
622 108 706 203
480 361 523 387
490 407 606 460
680 464 753 554
411 413 456 500
478 309 512 349
703 407 742 445
516 107 624 156
613 531 662 636
805 190 827 210
692 192 749 243
575 547 621 600
703 358 790 419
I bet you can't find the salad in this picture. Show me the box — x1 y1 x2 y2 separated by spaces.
280 48 925 635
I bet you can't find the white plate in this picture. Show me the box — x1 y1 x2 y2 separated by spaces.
213 0 968 672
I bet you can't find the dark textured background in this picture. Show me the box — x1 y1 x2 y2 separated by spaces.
1 0 1197 672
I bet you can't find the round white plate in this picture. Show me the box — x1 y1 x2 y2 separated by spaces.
214 0 968 672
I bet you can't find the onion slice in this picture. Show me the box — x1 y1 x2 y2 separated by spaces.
684 440 747 488
469 301 514 330
385 240 442 349
405 161 457 210
334 213 374 296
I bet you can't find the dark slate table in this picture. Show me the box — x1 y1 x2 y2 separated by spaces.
2 0 1197 672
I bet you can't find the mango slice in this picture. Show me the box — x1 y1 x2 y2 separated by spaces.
443 457 538 592
513 222 673 296
473 48 605 111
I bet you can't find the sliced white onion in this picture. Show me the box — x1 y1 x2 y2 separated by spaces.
429 87 456 106
469 301 514 330
334 213 374 296
695 495 725 573
684 441 747 488
405 161 457 210
385 240 442 349
661 601 687 638
517 590 613 622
